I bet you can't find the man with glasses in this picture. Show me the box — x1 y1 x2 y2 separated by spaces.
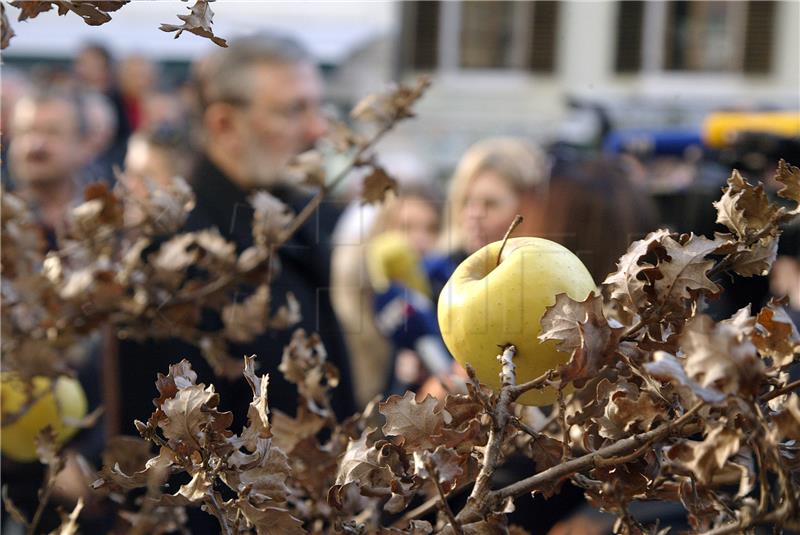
118 34 355 436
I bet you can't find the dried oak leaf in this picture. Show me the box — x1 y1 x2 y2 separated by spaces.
154 359 197 408
1 4 15 49
195 228 236 269
714 169 782 240
151 233 198 273
330 435 395 508
279 329 337 414
271 408 326 453
603 229 671 313
236 499 306 535
285 150 326 188
225 441 292 503
9 1 55 21
361 166 398 205
775 159 800 209
665 426 742 485
49 497 84 535
528 434 564 473
753 297 800 367
238 355 272 451
175 469 212 503
94 446 175 491
414 446 464 491
101 436 152 476
653 233 722 309
159 0 227 47
159 383 232 453
140 175 196 234
594 382 663 440
251 191 293 246
771 393 800 441
222 285 270 344
268 292 301 330
539 292 623 384
644 351 725 405
727 236 779 277
682 314 765 398
380 391 446 449
198 336 243 380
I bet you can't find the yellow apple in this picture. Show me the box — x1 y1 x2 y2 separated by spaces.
438 237 596 405
1 373 88 462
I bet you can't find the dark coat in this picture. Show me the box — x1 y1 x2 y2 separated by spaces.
118 156 355 434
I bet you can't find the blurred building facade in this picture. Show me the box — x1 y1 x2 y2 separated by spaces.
5 1 798 173
351 1 800 171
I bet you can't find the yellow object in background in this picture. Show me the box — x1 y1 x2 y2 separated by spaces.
702 111 800 148
1 373 88 462
366 231 431 297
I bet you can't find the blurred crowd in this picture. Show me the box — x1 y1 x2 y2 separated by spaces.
2 34 799 534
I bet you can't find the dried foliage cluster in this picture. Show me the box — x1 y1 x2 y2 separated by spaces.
85 161 800 535
1 76 427 384
2 60 800 533
1 0 227 50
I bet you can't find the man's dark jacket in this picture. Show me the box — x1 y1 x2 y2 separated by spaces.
118 156 356 433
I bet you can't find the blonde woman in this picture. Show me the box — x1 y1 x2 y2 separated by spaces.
439 136 550 260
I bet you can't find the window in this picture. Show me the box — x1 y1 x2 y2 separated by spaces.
663 1 746 72
459 1 515 69
401 1 559 73
614 1 775 75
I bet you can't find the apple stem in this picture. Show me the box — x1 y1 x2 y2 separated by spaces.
496 215 524 267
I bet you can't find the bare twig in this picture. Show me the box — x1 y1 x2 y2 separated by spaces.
425 459 463 535
507 369 553 401
556 386 569 462
702 501 799 535
453 401 705 526
762 377 800 402
207 491 233 535
468 346 517 506
28 466 61 535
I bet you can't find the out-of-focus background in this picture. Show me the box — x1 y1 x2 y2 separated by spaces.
5 1 798 172
2 3 800 534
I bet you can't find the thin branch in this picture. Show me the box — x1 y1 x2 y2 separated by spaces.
702 501 799 535
507 369 553 401
454 401 705 526
392 480 472 529
556 386 569 462
468 346 517 505
762 377 800 402
425 460 463 535
207 491 233 535
28 469 60 535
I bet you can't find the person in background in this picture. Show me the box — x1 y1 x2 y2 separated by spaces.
4 86 109 532
439 137 550 266
332 182 446 406
117 54 157 133
117 32 355 439
8 88 88 241
73 43 130 165
123 125 193 191
81 91 119 186
120 124 194 228
541 157 659 282
1 67 31 189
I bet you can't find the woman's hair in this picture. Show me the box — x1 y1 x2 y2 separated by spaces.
440 137 549 253
539 158 659 282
